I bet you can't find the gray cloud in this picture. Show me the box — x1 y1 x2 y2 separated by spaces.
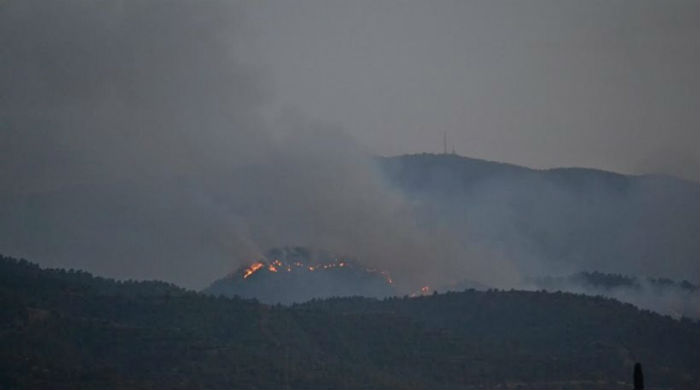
1 0 269 287
0 0 518 291
246 0 700 180
1 0 696 313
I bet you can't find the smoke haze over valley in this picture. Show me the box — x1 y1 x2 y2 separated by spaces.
1 1 698 315
2 1 700 388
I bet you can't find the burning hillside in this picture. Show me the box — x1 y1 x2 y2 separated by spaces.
239 257 392 285
203 247 396 304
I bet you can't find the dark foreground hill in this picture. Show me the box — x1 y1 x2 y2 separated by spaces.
1 255 699 389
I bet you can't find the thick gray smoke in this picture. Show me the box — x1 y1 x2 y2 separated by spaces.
526 274 700 319
1 0 696 320
0 1 516 291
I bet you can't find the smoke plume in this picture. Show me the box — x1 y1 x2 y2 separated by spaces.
2 0 696 319
0 1 517 291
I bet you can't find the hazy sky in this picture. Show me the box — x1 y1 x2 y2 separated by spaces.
0 1 698 289
245 0 699 180
1 0 519 288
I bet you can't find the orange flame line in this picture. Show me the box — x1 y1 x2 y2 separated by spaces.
242 262 264 279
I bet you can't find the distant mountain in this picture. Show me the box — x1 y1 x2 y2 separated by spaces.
203 247 395 304
534 271 699 293
530 271 700 319
2 254 698 389
378 153 700 283
202 154 698 310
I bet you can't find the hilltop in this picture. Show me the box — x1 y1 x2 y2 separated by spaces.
203 247 395 304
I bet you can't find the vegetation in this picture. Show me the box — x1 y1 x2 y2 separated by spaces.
1 255 698 389
534 271 699 292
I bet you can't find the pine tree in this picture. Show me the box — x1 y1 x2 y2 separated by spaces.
634 362 644 390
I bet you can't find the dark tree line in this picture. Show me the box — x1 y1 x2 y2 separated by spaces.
1 255 698 389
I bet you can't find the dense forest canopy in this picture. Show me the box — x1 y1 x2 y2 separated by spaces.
2 255 698 389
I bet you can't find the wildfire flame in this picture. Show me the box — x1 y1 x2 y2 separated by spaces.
242 262 265 279
381 271 393 285
237 257 394 285
409 285 431 297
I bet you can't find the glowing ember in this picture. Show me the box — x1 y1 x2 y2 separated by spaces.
381 271 393 284
409 285 432 297
238 256 395 286
242 262 265 279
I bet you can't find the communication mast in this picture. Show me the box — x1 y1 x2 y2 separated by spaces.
443 132 447 154
443 132 456 155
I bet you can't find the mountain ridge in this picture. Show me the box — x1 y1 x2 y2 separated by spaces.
377 153 700 284
380 153 698 184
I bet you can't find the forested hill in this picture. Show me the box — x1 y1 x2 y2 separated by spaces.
1 254 699 389
377 154 700 283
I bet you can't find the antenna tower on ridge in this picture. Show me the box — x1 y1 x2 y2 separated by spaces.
443 132 447 154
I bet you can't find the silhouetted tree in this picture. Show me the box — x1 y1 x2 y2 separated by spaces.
634 362 644 390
